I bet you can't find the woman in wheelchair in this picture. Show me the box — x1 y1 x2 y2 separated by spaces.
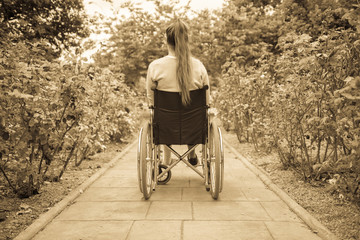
146 19 210 167
138 18 223 200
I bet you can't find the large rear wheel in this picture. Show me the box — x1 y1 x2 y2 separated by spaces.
219 128 224 193
209 122 222 199
139 123 154 200
137 128 143 193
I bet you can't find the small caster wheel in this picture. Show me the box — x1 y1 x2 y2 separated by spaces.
158 164 171 185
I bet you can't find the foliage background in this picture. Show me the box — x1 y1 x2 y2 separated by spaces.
216 0 360 204
0 0 139 198
1 0 359 208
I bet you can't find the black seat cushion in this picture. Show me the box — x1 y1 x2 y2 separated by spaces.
153 88 207 145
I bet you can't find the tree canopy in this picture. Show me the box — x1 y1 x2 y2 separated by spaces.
0 0 89 52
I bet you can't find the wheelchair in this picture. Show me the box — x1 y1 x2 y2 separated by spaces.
137 86 224 200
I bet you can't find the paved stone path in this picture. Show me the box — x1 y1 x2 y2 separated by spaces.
31 142 324 240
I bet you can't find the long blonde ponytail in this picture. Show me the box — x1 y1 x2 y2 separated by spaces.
166 19 192 106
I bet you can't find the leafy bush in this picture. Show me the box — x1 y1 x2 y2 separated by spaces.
216 0 360 203
0 40 138 198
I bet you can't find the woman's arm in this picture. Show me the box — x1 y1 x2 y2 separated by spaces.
146 63 154 106
201 63 211 105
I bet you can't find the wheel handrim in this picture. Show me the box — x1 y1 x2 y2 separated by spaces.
210 160 216 190
144 133 153 194
145 157 152 193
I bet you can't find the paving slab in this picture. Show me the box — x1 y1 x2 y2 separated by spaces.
146 201 192 220
265 221 323 240
14 137 337 240
33 221 132 240
148 187 183 201
193 201 272 221
56 201 150 221
240 186 282 201
89 176 138 188
127 221 181 240
182 187 215 201
260 201 302 222
183 221 273 240
76 187 143 202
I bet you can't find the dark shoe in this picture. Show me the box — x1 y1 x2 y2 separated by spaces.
188 155 198 166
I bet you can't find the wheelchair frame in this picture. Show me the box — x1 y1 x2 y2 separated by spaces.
137 107 224 200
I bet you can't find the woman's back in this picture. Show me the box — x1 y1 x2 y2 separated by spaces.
146 55 208 98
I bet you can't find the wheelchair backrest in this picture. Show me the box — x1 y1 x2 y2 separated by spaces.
153 87 208 145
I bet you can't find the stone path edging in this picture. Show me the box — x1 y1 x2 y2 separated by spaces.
222 137 339 240
13 139 138 240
